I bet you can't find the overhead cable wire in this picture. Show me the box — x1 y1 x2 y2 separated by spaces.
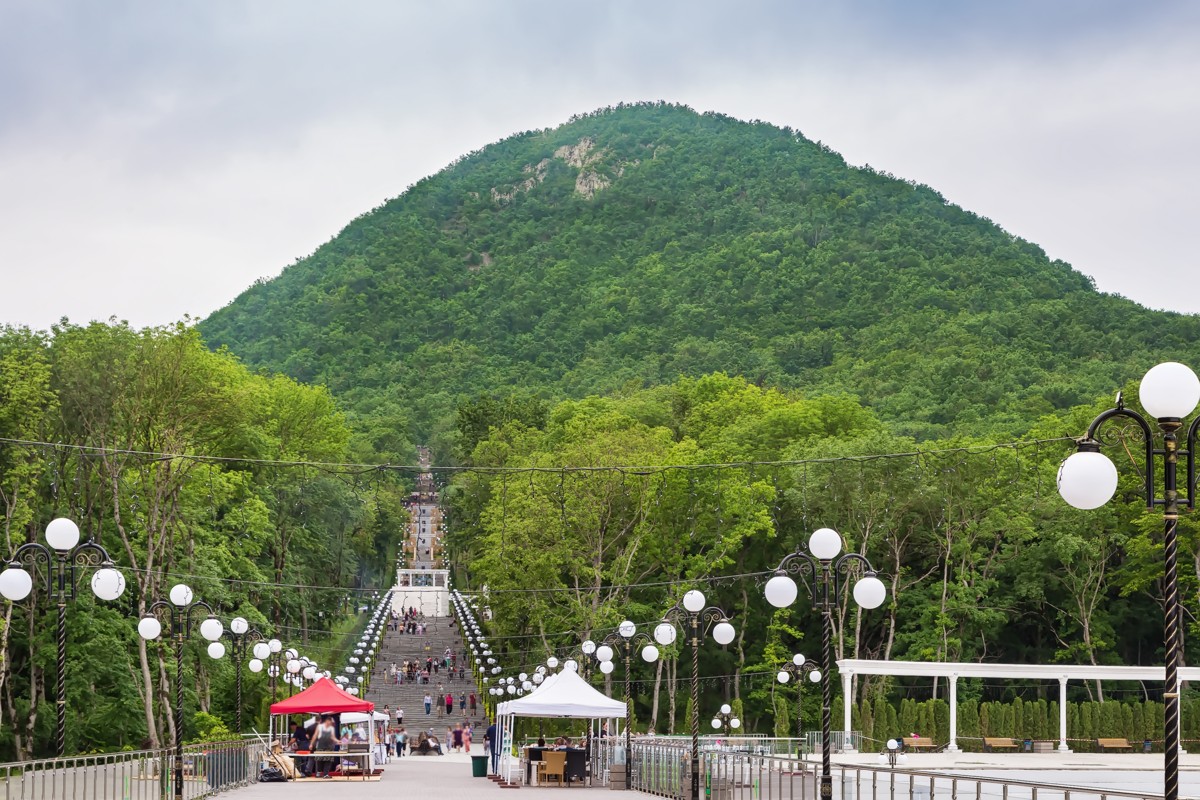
0 435 1076 475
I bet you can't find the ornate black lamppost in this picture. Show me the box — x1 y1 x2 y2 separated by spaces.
221 617 263 733
0 517 126 756
587 623 658 790
776 653 821 754
138 583 225 800
764 528 886 800
1057 362 1200 800
261 637 283 702
654 591 736 800
710 704 741 736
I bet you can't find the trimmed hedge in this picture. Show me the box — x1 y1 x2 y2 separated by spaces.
841 697 1182 751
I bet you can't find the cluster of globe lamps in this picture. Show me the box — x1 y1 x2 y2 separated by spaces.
334 590 392 695
452 590 515 710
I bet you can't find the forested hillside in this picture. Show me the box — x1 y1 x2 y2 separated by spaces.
200 102 1200 448
445 375 1191 735
0 323 405 759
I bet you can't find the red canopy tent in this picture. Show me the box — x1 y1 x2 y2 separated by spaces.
269 678 379 777
270 677 374 715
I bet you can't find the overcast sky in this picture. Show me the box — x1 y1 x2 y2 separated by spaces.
1 0 1197 331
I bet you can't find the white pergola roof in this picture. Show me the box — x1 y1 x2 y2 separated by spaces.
834 660 1190 754
838 659 1200 682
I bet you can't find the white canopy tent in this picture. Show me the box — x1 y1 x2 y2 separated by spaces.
498 667 626 718
837 659 1200 753
494 668 627 783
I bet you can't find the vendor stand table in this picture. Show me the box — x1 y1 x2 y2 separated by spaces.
288 750 372 780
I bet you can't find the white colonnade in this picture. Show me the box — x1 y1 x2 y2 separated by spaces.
837 659 1200 753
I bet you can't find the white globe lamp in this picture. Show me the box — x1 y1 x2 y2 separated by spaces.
808 528 842 560
0 566 33 601
1057 449 1119 510
853 575 887 610
90 567 126 601
764 574 798 608
168 584 193 607
45 518 81 551
1140 362 1200 419
137 616 162 640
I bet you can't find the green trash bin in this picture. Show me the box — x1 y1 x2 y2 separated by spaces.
472 755 489 777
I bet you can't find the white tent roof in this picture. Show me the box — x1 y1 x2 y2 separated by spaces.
497 667 626 718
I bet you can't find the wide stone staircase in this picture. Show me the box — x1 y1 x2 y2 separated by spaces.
364 616 485 734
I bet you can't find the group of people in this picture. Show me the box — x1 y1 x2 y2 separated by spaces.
389 722 473 756
422 689 477 716
282 716 365 779
394 607 429 635
389 653 465 684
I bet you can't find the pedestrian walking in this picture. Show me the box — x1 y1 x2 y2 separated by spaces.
424 693 432 715
459 693 467 714
469 692 477 715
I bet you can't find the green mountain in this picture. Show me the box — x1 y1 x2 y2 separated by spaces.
199 102 1200 446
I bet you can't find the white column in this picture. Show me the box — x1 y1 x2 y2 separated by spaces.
842 671 857 752
1180 676 1188 754
1058 677 1072 752
945 674 960 752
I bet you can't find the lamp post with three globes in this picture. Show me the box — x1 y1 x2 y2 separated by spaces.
711 703 741 736
222 617 262 733
0 517 126 757
1057 361 1200 800
655 590 736 800
588 623 659 789
764 528 886 800
776 653 821 752
137 583 225 800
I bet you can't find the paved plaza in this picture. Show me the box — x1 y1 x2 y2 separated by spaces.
231 751 589 799
222 749 1200 799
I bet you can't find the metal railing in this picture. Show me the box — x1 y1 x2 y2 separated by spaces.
627 740 1169 800
0 739 265 799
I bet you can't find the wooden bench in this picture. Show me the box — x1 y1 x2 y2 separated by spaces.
983 737 1018 752
905 737 935 750
1096 738 1133 752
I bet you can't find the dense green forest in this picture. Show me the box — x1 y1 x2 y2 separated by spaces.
5 104 1200 754
445 375 1197 739
200 102 1200 452
0 323 407 759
